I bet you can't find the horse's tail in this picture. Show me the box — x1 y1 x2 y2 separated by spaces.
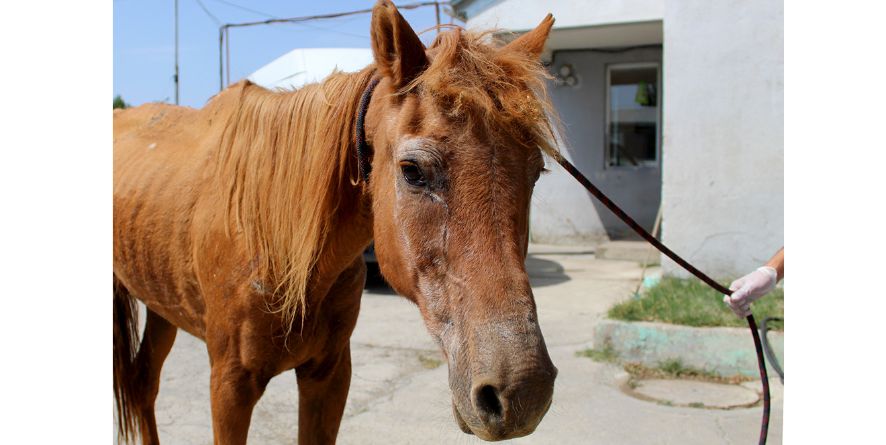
113 277 142 444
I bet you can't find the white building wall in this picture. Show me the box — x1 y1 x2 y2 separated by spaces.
531 132 610 245
464 0 664 30
463 0 666 246
660 0 784 278
459 0 784 278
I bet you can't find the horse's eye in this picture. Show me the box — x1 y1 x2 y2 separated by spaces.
399 161 427 187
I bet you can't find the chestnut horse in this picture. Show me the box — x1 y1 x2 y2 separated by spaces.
113 2 558 443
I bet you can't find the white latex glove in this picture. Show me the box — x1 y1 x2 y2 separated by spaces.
723 266 778 317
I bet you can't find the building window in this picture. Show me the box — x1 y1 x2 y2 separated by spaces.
606 63 660 167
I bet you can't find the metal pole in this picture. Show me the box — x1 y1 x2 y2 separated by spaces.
217 2 444 91
174 0 180 104
218 26 224 92
225 27 231 87
434 2 440 34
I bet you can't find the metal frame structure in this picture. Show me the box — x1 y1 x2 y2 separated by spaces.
217 1 449 91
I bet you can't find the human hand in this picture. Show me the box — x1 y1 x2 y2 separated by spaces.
723 266 778 317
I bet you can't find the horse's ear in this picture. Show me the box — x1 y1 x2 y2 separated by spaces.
371 0 428 88
502 13 555 59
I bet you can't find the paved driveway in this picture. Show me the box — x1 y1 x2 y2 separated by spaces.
125 246 783 444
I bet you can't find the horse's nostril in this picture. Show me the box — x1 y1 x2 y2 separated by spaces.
475 384 503 419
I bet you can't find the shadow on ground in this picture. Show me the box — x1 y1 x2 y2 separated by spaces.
364 254 570 293
526 254 571 287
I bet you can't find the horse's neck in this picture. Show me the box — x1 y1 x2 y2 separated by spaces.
296 76 376 296
290 76 374 269
257 77 374 292
210 73 375 311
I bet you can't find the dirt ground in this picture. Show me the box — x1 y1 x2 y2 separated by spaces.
117 245 783 444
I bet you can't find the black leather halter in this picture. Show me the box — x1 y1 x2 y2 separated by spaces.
355 77 381 182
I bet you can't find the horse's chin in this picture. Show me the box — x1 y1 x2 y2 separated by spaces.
452 402 473 435
450 394 551 441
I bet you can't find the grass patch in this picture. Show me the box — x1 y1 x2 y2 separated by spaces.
575 342 619 363
608 277 784 328
658 358 722 380
576 344 752 385
624 359 751 385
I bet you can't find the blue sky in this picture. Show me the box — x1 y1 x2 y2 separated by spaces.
114 1 446 108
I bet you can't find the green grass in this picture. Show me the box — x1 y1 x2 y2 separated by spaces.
576 342 619 363
624 359 752 385
657 358 721 380
575 344 754 384
608 277 784 329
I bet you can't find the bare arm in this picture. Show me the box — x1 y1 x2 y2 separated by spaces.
765 247 784 281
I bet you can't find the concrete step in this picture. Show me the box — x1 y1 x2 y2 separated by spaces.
596 240 660 264
527 243 596 255
594 319 784 378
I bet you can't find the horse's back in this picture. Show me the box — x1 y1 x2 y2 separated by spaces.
113 89 241 188
114 102 207 175
113 101 224 337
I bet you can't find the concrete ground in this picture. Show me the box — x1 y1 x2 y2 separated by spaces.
134 245 783 444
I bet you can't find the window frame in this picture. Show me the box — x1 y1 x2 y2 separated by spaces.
604 61 662 169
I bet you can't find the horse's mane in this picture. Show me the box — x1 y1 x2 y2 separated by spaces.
214 27 558 332
412 27 560 158
216 68 375 331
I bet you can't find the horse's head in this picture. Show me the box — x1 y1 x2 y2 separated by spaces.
365 1 558 440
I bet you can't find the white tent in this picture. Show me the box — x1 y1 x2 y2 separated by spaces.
247 48 374 91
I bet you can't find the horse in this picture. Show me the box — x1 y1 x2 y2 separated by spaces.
113 2 559 443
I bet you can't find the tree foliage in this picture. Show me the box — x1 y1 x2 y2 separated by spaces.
113 95 129 110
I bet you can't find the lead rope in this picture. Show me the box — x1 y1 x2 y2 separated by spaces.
353 79 769 445
551 153 770 445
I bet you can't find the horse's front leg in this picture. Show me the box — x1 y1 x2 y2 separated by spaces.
207 337 272 445
295 259 364 444
296 344 352 445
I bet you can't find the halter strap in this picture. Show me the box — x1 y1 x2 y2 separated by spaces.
355 77 381 182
